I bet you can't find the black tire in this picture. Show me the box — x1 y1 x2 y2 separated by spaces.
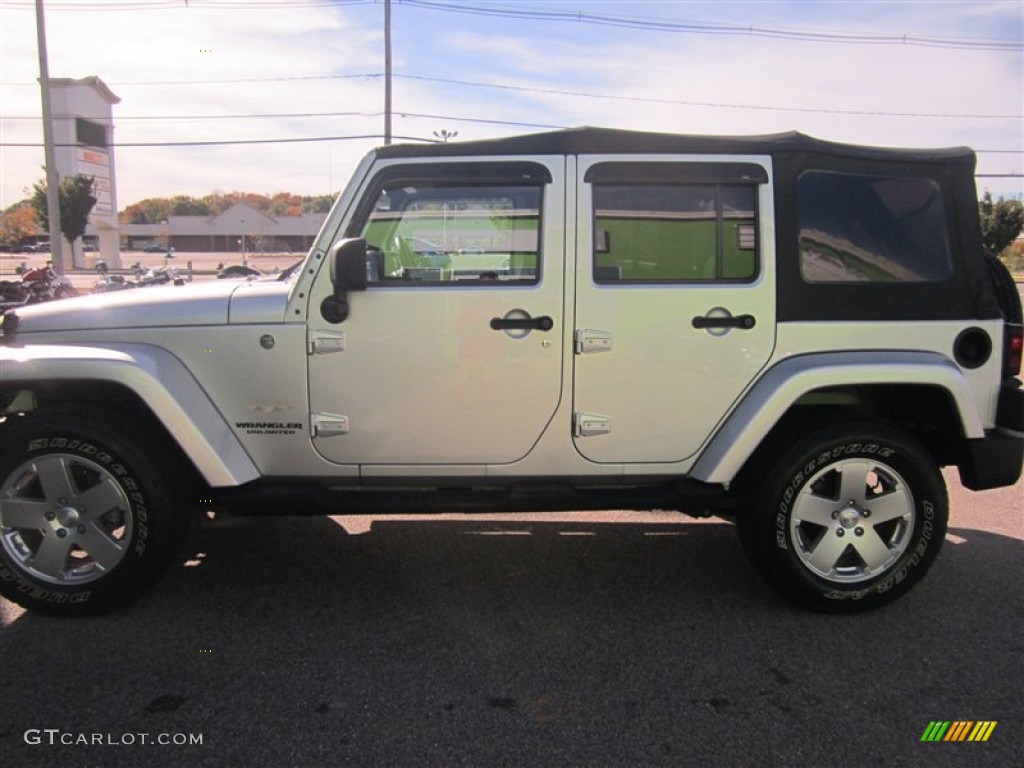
0 407 189 616
986 252 1022 324
736 422 948 612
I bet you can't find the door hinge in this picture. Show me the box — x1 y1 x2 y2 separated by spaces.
311 412 350 437
574 412 611 438
574 329 613 355
308 328 347 355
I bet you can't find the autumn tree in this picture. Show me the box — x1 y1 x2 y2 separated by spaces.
0 200 39 251
269 192 303 217
302 194 334 214
170 195 210 217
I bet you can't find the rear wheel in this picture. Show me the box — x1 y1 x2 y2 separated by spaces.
0 408 188 616
737 422 948 612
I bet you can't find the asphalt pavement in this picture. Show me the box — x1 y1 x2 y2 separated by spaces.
0 470 1021 768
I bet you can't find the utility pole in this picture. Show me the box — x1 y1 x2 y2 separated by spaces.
35 0 64 273
384 0 392 145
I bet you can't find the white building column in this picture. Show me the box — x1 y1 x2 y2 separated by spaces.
50 76 121 269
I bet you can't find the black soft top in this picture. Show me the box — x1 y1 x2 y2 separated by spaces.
376 127 995 322
377 127 976 167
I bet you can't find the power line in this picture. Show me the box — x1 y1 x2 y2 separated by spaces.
4 71 1019 121
4 0 1019 51
1 127 1018 176
1 109 1021 154
400 0 1024 51
1 74 382 88
1 1 372 9
394 74 1024 121
1 110 386 121
5 108 1020 143
0 134 434 148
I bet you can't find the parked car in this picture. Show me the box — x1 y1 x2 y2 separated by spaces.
1 127 1021 617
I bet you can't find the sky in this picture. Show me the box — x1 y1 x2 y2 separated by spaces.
0 0 1021 211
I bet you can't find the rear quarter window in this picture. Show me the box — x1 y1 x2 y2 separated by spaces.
798 171 952 283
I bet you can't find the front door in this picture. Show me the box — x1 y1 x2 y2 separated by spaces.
572 156 777 464
308 159 566 466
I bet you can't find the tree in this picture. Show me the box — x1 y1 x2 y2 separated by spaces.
31 174 98 246
0 201 38 251
170 195 210 217
122 198 172 225
301 194 334 214
979 190 1024 256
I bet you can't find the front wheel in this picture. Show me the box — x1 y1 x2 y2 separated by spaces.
736 422 948 612
0 408 188 616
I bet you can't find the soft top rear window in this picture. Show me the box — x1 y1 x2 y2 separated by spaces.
798 171 952 283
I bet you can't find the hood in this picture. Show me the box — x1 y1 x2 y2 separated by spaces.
5 279 291 335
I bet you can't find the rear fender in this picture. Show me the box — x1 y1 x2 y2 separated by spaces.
691 351 984 485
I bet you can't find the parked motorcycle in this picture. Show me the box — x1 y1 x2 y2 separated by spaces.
93 260 185 291
217 263 263 279
22 264 78 301
0 279 30 311
1 263 77 310
135 263 186 287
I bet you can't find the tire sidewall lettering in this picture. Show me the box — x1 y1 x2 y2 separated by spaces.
773 442 936 600
2 433 154 603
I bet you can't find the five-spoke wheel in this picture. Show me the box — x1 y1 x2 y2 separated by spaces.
738 422 948 612
0 407 188 616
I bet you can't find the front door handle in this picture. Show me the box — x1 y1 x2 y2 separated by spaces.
692 314 756 330
490 315 554 332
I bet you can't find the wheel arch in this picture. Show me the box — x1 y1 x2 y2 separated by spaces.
691 351 983 486
0 344 259 487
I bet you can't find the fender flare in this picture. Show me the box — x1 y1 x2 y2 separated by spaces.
690 351 984 485
0 343 260 487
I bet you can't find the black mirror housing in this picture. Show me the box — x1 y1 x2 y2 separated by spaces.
321 238 369 324
330 238 368 291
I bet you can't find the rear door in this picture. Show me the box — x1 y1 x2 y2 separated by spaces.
572 157 777 463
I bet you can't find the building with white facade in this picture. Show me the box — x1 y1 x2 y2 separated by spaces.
50 76 120 267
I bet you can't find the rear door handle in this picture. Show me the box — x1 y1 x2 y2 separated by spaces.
490 315 554 332
692 314 756 330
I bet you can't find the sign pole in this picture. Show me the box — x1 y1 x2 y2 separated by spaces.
384 0 392 145
34 0 65 273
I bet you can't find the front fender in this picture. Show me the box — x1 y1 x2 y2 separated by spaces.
0 343 260 487
690 351 985 485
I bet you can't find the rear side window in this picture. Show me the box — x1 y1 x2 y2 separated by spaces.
592 183 758 283
798 171 952 283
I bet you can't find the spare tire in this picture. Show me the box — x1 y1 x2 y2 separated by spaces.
986 252 1023 324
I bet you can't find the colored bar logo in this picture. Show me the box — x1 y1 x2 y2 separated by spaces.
920 721 997 742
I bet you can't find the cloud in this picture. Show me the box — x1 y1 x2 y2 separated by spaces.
1 0 1020 210
0 3 383 207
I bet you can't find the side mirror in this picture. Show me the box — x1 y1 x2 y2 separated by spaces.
321 238 368 323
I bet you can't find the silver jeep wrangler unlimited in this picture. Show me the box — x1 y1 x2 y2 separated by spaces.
2 128 1022 616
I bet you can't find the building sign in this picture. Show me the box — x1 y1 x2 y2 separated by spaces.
78 147 112 215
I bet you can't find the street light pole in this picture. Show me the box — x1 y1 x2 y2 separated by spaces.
384 0 392 145
34 0 64 273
